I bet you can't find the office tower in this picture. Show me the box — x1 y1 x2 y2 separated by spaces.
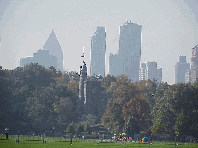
175 55 190 83
20 49 57 69
90 26 106 77
43 30 63 71
109 20 142 82
139 61 162 83
109 53 119 76
191 45 198 83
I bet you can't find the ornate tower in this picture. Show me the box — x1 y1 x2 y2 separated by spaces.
78 60 87 112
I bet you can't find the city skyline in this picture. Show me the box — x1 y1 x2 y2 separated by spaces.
0 0 198 84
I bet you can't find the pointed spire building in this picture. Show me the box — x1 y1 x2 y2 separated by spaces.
43 30 63 71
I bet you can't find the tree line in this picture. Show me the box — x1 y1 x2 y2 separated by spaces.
0 63 198 140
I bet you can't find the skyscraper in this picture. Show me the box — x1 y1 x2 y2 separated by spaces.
0 37 1 51
109 53 119 76
175 55 190 83
43 30 63 71
109 21 142 82
90 26 106 77
191 45 198 83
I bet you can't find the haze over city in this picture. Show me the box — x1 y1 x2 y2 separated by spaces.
1 0 198 84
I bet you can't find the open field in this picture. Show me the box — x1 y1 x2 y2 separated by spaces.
0 135 197 148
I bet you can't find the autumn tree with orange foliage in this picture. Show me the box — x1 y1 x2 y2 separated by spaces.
102 75 150 133
122 95 150 132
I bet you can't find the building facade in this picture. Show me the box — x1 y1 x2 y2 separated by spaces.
185 70 191 83
191 45 198 83
109 53 120 76
90 26 106 77
139 63 146 81
20 49 57 69
175 55 190 83
139 61 162 83
43 30 63 71
109 21 142 82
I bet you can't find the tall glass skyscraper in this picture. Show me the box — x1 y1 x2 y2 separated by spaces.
90 26 106 77
175 55 190 83
191 45 198 83
109 21 142 82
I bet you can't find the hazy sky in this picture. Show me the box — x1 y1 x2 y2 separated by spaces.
0 0 198 84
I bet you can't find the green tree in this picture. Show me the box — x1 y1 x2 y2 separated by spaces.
125 116 140 137
66 123 75 134
25 82 78 132
64 71 80 83
25 85 58 131
12 63 55 90
102 99 125 133
76 124 84 136
151 82 198 138
84 123 91 134
122 95 150 132
0 69 13 129
67 80 79 96
49 66 63 77
102 75 139 133
101 74 116 92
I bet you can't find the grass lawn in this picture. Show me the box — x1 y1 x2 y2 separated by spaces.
0 136 197 148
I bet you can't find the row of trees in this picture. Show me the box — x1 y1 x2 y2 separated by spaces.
66 123 91 136
1 63 198 139
101 75 198 139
